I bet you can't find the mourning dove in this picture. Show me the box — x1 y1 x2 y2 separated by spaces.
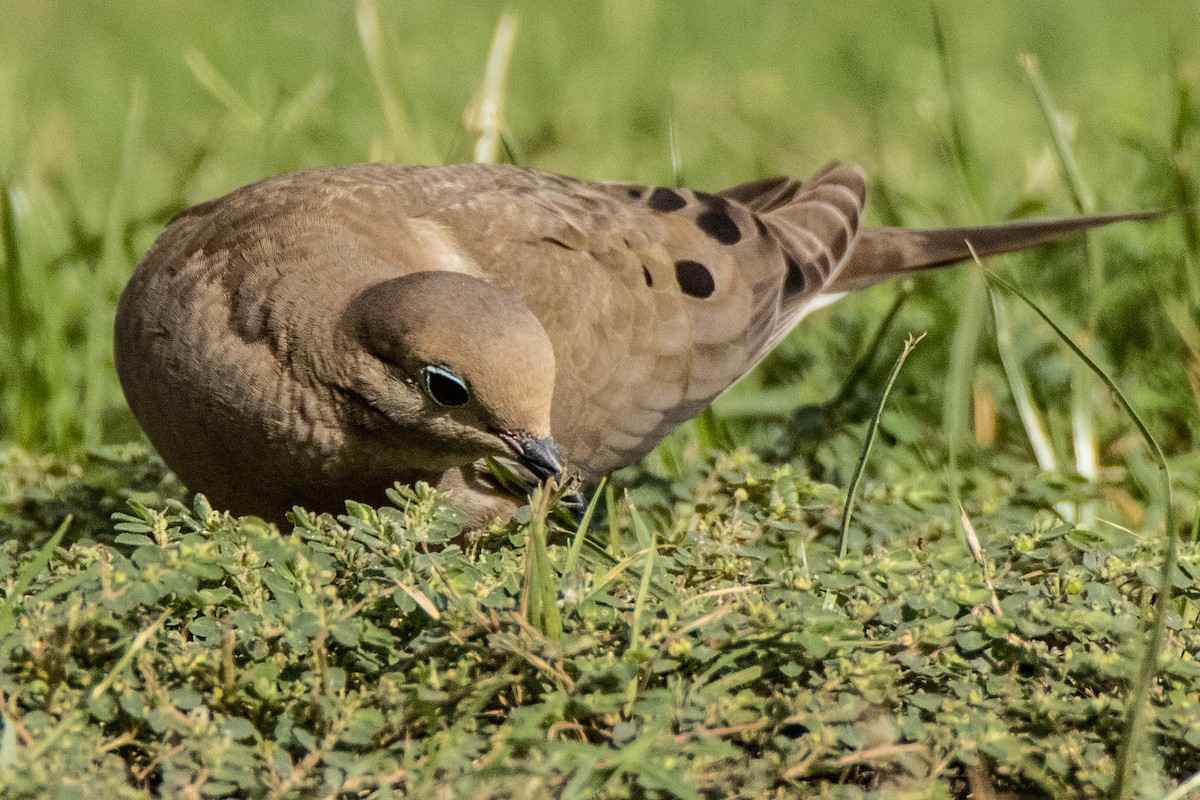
114 161 1157 524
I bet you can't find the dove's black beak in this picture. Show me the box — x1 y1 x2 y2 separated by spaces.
498 432 565 482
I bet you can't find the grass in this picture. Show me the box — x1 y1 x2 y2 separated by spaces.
1 1 1199 797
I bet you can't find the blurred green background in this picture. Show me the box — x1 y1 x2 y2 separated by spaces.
0 0 1196 483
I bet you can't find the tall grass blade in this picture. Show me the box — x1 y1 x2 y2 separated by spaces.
1174 292 1200 408
183 50 263 132
931 3 990 536
931 3 984 208
838 333 924 558
943 270 987 532
91 608 172 700
987 289 1060 471
355 0 423 162
580 545 654 605
498 132 526 167
267 73 334 149
467 12 519 164
626 502 657 652
982 267 1176 800
1168 60 1200 303
0 180 35 445
521 484 562 641
654 428 687 483
668 93 684 188
1069 363 1099 527
605 483 621 558
0 516 71 638
1020 54 1097 214
1021 53 1102 524
563 477 606 576
694 407 732 454
959 504 1003 618
626 488 653 550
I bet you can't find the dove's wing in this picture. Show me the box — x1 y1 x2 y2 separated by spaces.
413 161 868 476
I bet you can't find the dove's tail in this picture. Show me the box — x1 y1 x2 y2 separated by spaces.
829 209 1168 293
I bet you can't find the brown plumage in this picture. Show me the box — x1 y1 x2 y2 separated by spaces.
114 160 1160 524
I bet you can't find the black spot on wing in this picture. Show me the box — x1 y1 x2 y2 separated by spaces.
675 260 715 298
691 191 742 244
648 187 687 212
642 265 654 287
696 209 741 244
627 187 644 199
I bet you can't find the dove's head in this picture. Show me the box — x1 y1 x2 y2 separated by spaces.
341 270 563 481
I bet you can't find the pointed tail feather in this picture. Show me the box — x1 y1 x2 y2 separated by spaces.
829 209 1170 293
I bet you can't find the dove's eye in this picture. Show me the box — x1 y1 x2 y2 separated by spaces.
420 365 471 407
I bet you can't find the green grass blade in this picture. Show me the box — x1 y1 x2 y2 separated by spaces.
563 477 605 576
626 488 653 551
982 267 1176 800
668 93 684 187
943 270 987 534
931 3 984 209
838 333 924 558
91 608 172 700
1166 59 1200 314
467 12 519 164
987 288 1058 471
1021 53 1103 523
183 49 262 132
1020 53 1097 214
694 407 732 454
958 504 1003 617
266 73 334 151
0 180 34 445
1070 360 1099 527
521 484 562 641
931 4 990 537
579 545 659 609
355 0 425 162
606 483 621 558
982 268 1171 476
0 515 71 638
626 502 657 652
1169 62 1200 270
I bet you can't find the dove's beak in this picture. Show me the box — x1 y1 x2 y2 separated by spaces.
497 431 564 482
